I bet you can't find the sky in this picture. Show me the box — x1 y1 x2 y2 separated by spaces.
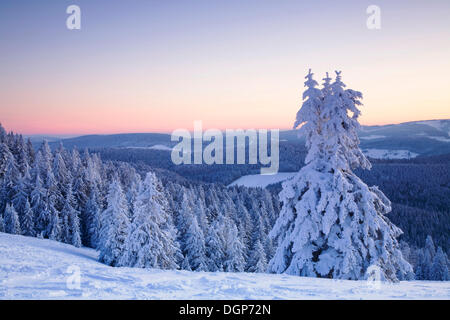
0 0 449 135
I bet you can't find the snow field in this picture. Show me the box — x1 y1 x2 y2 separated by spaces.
1 233 448 300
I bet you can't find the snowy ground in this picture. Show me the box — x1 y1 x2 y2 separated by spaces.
1 233 448 300
362 149 419 160
228 172 297 188
126 144 172 151
359 135 386 140
228 147 420 188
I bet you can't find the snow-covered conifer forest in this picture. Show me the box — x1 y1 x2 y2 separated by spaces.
0 71 449 300
0 125 278 274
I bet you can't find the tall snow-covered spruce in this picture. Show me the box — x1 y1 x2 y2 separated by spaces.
98 178 129 267
121 172 180 269
269 70 412 282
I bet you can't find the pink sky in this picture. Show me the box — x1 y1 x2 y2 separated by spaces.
1 1 449 135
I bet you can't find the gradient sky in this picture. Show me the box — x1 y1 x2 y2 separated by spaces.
1 0 449 135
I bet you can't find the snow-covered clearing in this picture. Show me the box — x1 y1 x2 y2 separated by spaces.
126 145 172 151
1 233 448 300
228 149 420 189
362 149 418 160
427 136 450 143
228 172 297 188
359 135 386 140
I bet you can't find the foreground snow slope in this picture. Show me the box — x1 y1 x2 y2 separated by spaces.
0 233 448 300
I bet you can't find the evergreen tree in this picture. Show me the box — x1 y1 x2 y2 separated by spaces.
4 203 21 234
430 247 449 281
84 188 101 248
26 138 35 164
71 149 82 173
30 171 47 236
60 184 82 247
246 212 269 272
178 192 208 271
424 235 436 262
0 142 13 179
98 179 129 266
0 153 20 213
184 216 208 271
205 217 225 272
39 140 53 168
20 199 35 236
15 136 30 175
48 202 62 241
72 167 89 214
122 172 180 269
223 220 246 272
269 70 412 281
414 249 427 280
53 150 71 208
12 170 31 220
181 255 192 271
247 240 268 273
0 123 7 144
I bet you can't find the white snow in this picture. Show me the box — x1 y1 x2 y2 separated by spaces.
228 172 297 188
126 145 172 151
427 136 450 143
362 149 419 160
149 144 173 151
359 135 386 140
0 233 448 300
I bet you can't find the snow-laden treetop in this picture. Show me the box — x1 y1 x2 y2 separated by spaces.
294 70 371 172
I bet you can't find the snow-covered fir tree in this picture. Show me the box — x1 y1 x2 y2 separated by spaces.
60 183 82 247
414 236 437 280
30 171 47 236
12 168 31 216
48 202 62 241
0 143 13 180
205 216 225 272
247 240 268 273
223 219 246 272
4 203 21 234
0 153 20 214
269 70 412 281
177 191 208 271
98 179 130 266
121 172 180 269
430 247 449 281
0 214 4 232
20 199 35 237
424 235 436 262
84 189 101 248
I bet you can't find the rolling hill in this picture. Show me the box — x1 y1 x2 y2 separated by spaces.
44 119 450 158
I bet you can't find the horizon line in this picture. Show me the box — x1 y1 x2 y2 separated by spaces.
8 117 448 137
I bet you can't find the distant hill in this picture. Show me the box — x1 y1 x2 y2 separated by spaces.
45 119 450 157
25 135 79 144
281 119 450 157
47 133 172 150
